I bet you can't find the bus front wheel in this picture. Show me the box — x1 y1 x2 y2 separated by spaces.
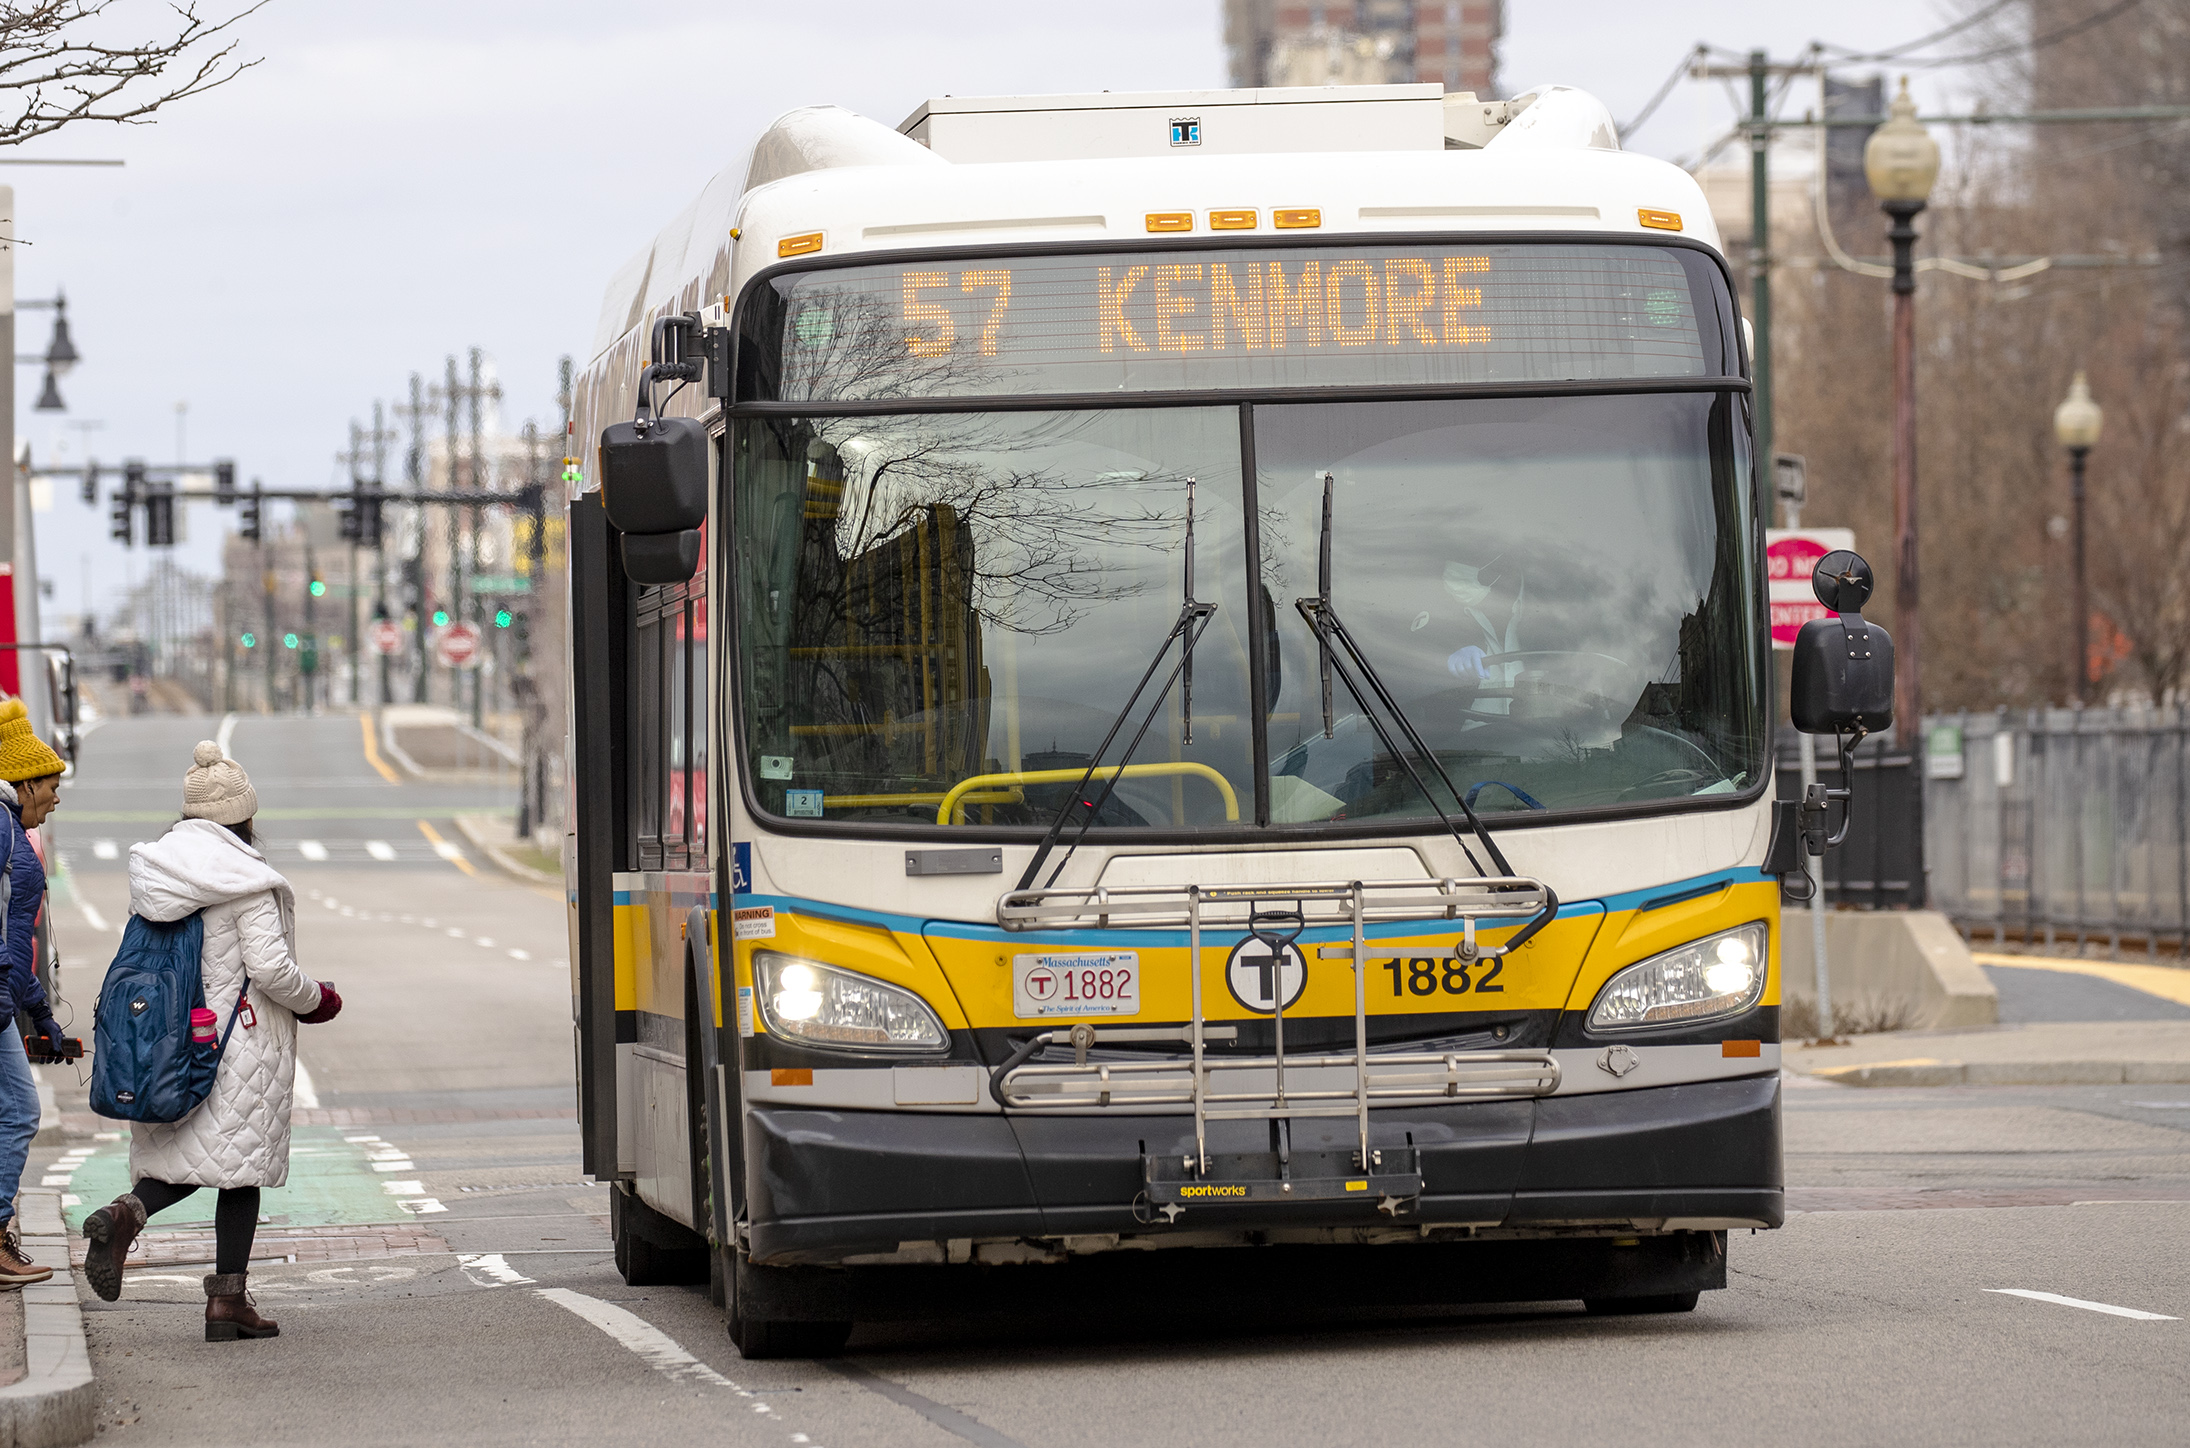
728 1252 853 1359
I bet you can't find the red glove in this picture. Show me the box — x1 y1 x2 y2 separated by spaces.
297 982 342 1025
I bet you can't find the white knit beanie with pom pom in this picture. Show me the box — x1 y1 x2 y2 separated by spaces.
181 740 257 825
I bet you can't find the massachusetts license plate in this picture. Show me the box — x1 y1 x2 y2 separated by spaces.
1012 952 1140 1018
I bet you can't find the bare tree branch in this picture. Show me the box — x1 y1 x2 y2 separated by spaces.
0 1 270 148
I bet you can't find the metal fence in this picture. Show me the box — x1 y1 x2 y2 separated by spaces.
1924 707 2190 954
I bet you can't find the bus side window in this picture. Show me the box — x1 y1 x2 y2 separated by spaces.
632 578 709 873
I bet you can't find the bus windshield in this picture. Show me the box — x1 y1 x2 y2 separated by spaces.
732 390 1765 835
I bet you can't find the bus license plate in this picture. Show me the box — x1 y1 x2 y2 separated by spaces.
1013 953 1140 1018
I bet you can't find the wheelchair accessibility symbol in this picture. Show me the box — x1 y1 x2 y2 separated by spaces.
1224 936 1307 1013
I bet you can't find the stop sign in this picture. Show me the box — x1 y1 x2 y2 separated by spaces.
435 621 482 669
1764 528 1855 650
368 619 405 657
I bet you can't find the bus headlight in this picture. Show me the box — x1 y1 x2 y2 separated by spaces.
753 951 949 1053
1586 922 1769 1031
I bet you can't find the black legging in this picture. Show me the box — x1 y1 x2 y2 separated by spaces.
131 1179 259 1276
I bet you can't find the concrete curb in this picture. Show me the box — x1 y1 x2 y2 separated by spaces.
0 1189 95 1446
452 814 561 890
1809 1058 2190 1087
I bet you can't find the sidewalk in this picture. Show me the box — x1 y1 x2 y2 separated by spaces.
1786 1020 2190 1086
0 1188 95 1446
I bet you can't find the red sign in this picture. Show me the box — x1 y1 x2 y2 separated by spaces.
368 620 405 657
435 621 482 669
1764 528 1855 650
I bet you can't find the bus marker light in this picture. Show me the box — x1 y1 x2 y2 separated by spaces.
771 1068 813 1086
1638 209 1682 232
1722 1039 1762 1057
1209 209 1257 230
1274 208 1322 229
1345 1180 1367 1192
1145 212 1193 232
778 231 825 257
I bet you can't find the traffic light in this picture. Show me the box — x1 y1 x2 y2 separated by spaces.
240 632 256 649
215 460 236 505
108 484 133 545
432 609 449 627
308 577 326 598
283 633 298 649
239 486 262 544
493 609 512 628
361 495 383 549
80 461 97 507
145 486 175 547
338 492 361 543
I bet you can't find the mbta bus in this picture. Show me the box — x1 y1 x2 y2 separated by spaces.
564 82 1886 1357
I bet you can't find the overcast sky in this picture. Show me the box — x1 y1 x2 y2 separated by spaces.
11 0 1991 625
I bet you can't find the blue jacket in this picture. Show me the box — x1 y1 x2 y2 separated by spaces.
0 796 53 1030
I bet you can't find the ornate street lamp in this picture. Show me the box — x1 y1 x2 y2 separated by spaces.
1864 77 1940 735
2053 371 2104 702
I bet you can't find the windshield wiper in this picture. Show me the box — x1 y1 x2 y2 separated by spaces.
1014 476 1216 893
1296 471 1517 883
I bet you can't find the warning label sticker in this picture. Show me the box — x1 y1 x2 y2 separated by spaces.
731 905 776 941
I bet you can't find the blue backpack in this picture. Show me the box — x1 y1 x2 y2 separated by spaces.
89 913 246 1123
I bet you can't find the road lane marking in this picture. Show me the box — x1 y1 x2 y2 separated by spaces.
398 1197 446 1214
294 1061 319 1109
298 840 329 862
383 1180 424 1195
508 949 530 961
458 1253 534 1287
80 904 111 933
365 840 396 861
1987 1288 2179 1321
537 1288 749 1391
415 820 477 876
216 713 238 760
828 1362 1030 1448
360 713 401 784
91 840 117 860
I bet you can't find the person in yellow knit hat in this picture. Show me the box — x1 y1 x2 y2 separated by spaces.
0 697 66 1287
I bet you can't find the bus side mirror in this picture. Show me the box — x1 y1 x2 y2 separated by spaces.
1789 550 1894 735
600 416 707 537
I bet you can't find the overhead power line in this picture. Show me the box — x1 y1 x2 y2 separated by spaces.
1817 1 2018 63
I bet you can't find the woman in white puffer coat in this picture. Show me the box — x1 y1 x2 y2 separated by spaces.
80 742 342 1341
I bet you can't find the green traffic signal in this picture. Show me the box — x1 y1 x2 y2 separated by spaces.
494 609 512 628
240 633 256 649
432 609 449 626
283 632 299 649
309 579 326 598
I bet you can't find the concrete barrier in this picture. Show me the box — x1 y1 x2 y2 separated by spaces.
1779 909 1998 1031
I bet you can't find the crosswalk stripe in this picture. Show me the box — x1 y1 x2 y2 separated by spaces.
365 840 396 861
298 840 330 861
91 839 117 860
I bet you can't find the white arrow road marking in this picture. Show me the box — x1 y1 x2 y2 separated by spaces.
365 840 396 861
298 840 329 861
457 1253 534 1287
1987 1289 2179 1321
91 840 117 861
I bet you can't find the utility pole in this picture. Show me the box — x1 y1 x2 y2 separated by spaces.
343 420 365 709
372 399 393 706
399 373 429 704
467 348 487 729
443 355 462 712
1748 50 1772 469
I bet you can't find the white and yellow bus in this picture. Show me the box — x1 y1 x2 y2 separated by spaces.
563 82 1887 1357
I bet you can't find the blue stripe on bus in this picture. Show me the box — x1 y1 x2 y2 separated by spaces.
733 864 1767 948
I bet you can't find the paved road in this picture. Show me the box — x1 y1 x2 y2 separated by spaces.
1984 961 2190 1023
26 717 2190 1446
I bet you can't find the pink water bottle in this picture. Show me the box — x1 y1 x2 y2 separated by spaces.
190 1008 218 1045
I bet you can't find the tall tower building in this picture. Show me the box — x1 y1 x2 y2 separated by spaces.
1224 1 1504 97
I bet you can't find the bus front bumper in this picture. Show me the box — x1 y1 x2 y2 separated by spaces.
743 1071 1781 1264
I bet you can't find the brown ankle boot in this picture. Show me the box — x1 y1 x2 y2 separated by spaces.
81 1194 146 1302
203 1272 279 1341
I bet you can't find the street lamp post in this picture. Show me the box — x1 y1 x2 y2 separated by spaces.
2054 371 2104 703
1864 78 1941 736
